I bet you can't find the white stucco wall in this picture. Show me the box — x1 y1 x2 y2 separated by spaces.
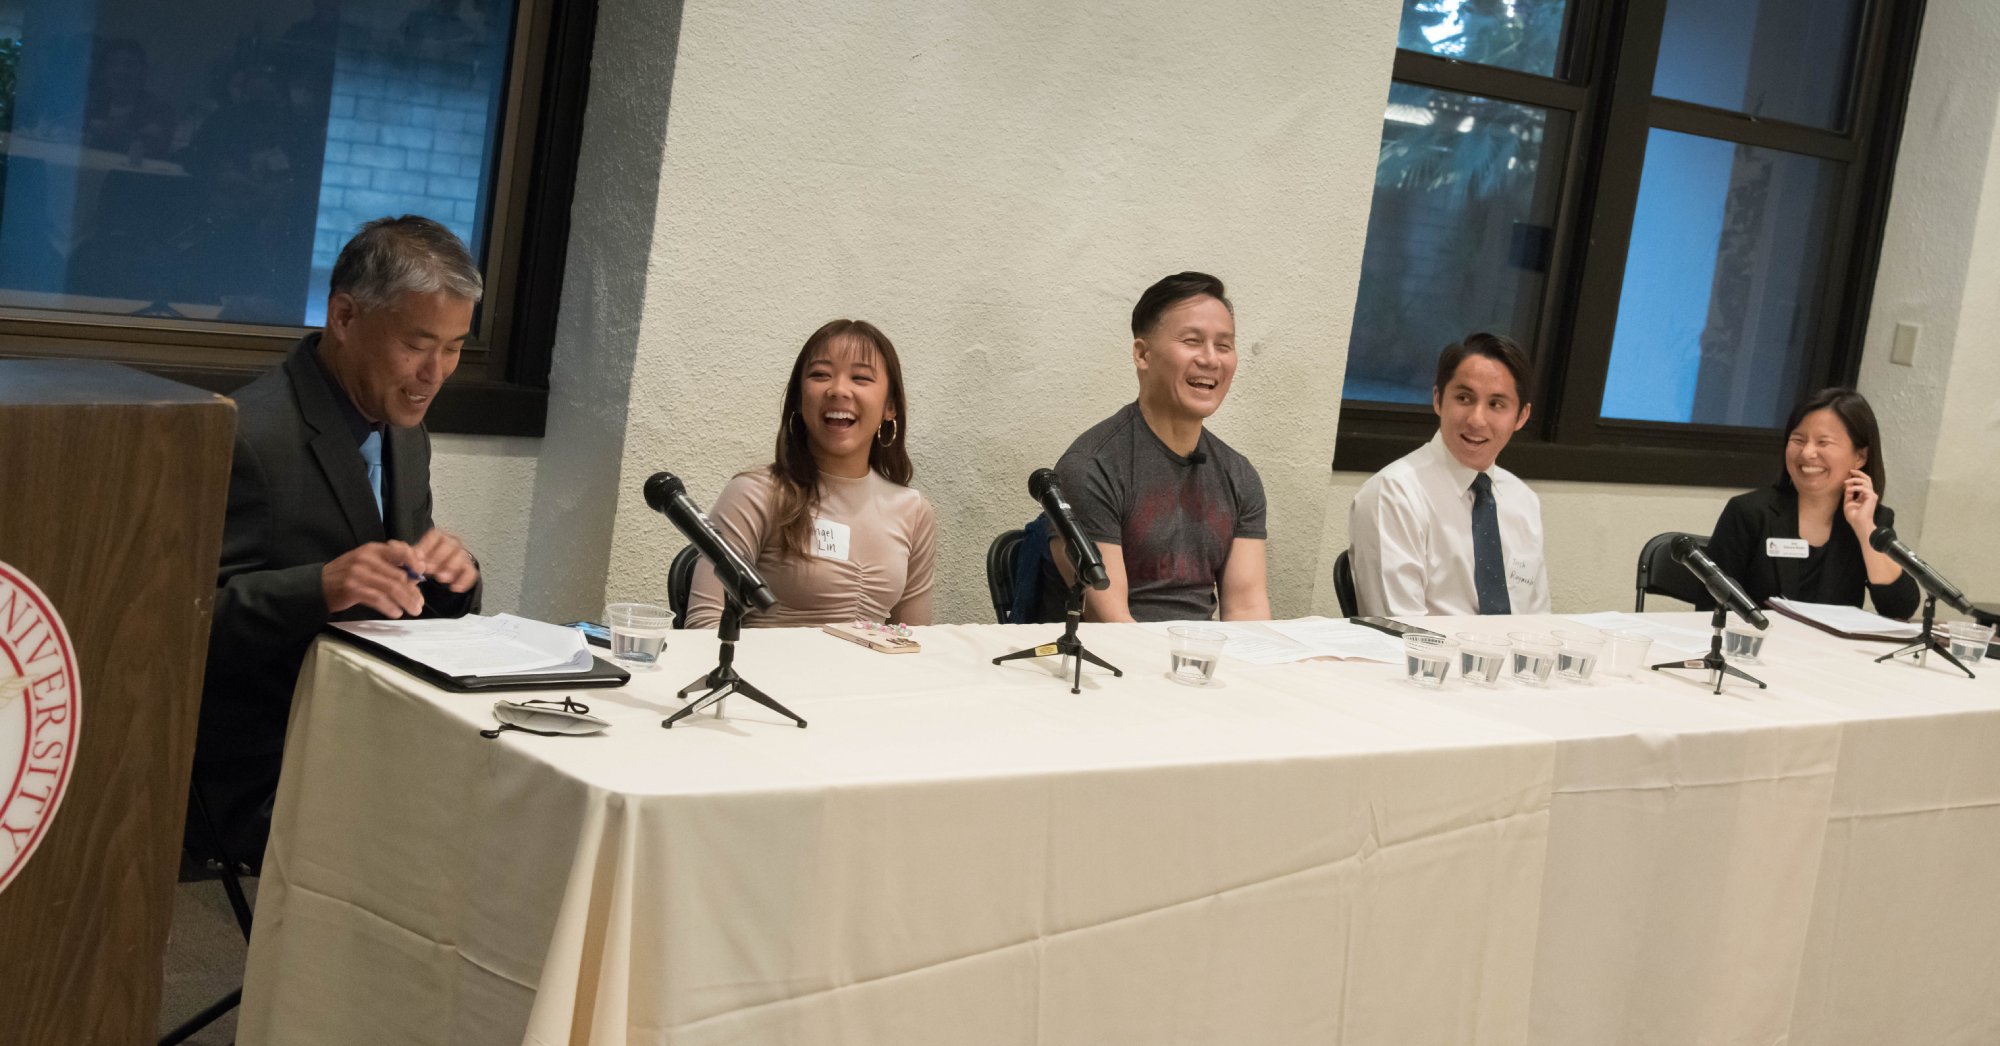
1856 0 2000 605
439 0 2000 624
429 434 539 614
588 0 1401 625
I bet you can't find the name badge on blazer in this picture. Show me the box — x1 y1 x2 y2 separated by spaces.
812 518 852 561
1766 538 1809 559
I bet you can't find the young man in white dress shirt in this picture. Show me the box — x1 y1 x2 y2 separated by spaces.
1349 332 1550 617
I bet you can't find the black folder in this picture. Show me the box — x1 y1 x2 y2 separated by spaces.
325 625 631 692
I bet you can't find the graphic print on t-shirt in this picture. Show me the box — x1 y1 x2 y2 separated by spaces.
1124 479 1234 591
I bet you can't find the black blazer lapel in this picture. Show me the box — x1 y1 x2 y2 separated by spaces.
285 343 386 547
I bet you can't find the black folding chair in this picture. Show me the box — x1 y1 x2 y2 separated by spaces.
1634 531 1714 611
667 544 700 628
1333 548 1359 617
986 529 1026 623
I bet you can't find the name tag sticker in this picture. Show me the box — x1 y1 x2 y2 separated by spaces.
812 518 852 561
1766 538 1809 559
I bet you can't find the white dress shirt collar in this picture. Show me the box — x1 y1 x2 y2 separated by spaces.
1423 431 1483 496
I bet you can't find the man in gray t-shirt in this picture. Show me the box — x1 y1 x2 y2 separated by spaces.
1050 272 1271 622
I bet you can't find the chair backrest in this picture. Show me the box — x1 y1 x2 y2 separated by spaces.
986 529 1026 623
1333 548 1359 618
668 544 701 628
1635 531 1714 612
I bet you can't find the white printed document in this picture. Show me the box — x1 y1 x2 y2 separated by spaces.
332 614 594 677
1767 598 1921 640
1139 617 1405 665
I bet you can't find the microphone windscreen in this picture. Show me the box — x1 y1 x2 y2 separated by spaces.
1868 525 1896 553
1028 468 1058 501
644 471 684 512
1187 450 1208 465
1669 534 1700 563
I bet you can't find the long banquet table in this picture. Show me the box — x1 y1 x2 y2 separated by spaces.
235 614 2000 1045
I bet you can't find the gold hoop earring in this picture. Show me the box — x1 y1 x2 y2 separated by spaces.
877 418 898 447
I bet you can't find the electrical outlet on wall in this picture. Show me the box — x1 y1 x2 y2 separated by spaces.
1891 322 1920 367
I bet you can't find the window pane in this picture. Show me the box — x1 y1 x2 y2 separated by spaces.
1343 83 1569 405
1600 130 1836 427
1396 0 1570 78
1653 0 1862 129
0 0 515 329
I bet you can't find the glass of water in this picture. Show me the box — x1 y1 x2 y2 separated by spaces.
1603 629 1655 679
1723 625 1766 664
1506 632 1562 687
1455 632 1513 688
1403 634 1458 689
606 602 672 665
1550 630 1605 683
1167 626 1227 686
1944 621 1994 666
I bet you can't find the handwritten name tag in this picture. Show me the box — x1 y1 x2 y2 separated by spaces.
813 518 852 561
1766 538 1809 559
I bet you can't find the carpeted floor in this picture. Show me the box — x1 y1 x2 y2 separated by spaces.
156 877 257 1046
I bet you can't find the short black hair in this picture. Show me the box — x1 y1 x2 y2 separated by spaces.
1131 271 1232 338
1776 387 1888 497
1434 332 1531 405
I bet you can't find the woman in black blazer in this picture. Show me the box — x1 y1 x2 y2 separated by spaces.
1704 388 1919 619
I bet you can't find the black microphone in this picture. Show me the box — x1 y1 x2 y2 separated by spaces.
1869 526 1973 616
1186 449 1207 465
1672 534 1768 629
643 472 777 611
1029 468 1109 591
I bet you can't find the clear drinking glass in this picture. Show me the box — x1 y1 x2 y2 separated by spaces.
1550 630 1605 682
1723 625 1766 664
1603 629 1656 679
1507 631 1562 687
606 602 672 664
1404 634 1458 689
1455 632 1513 688
1167 626 1227 687
1945 621 1994 666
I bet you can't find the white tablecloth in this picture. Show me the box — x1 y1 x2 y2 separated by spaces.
236 615 2000 1045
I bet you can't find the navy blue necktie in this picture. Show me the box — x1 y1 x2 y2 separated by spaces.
1470 472 1510 615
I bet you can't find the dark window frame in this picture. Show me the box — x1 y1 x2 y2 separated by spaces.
1336 0 1929 487
0 0 600 437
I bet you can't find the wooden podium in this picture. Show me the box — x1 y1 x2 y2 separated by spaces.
0 362 234 1044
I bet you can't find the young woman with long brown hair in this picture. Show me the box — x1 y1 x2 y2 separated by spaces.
685 319 937 628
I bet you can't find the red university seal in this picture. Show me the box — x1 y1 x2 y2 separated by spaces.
0 560 81 895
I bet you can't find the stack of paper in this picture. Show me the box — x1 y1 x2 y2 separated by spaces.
1139 617 1406 665
332 614 595 677
1767 598 1921 640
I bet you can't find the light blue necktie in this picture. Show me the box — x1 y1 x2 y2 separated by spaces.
359 430 384 519
1470 472 1511 615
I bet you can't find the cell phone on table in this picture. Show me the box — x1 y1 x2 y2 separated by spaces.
1349 616 1444 639
564 621 612 647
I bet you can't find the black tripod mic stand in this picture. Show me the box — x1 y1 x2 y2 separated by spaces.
665 595 807 728
1874 594 1974 679
1651 606 1768 695
992 581 1123 694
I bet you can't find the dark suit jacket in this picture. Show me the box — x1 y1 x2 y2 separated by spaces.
192 336 478 856
1704 485 1919 620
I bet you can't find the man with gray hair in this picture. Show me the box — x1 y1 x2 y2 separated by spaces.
189 216 484 870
